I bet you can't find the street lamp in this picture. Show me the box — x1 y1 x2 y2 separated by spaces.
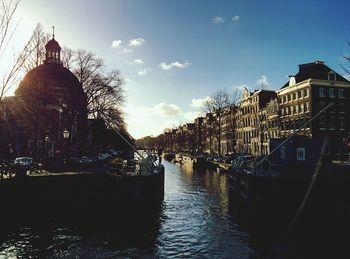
63 129 70 164
63 129 70 140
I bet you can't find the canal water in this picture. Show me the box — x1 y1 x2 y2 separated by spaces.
0 160 347 258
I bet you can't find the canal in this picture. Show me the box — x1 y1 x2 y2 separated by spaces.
0 160 347 258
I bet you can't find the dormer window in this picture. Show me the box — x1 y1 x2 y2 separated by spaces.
328 71 336 81
289 76 296 86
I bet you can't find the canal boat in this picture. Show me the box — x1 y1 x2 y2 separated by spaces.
163 152 176 162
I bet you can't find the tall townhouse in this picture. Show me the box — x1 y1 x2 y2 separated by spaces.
194 117 205 153
235 87 277 156
220 105 237 155
277 61 350 159
183 123 195 152
265 98 280 153
203 113 214 154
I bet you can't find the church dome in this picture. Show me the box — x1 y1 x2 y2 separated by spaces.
15 35 87 116
15 63 87 112
45 38 61 51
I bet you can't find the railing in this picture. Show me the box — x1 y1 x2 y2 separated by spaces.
0 162 44 179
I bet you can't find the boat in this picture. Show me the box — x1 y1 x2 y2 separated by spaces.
163 152 176 162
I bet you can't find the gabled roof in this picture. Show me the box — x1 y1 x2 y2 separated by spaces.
281 61 349 89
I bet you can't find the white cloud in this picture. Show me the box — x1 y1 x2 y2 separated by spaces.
190 96 212 108
127 59 144 65
133 59 143 64
128 38 146 47
125 104 180 139
159 61 190 71
184 111 203 122
212 16 226 24
231 15 240 22
137 68 151 76
111 40 122 49
143 102 182 117
155 103 182 117
122 48 134 53
256 75 270 86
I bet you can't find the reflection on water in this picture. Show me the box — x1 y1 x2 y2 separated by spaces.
1 160 348 258
155 161 252 258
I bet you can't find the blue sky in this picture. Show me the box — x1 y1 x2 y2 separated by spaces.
6 0 350 138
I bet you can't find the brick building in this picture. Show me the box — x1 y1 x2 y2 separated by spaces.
277 61 350 159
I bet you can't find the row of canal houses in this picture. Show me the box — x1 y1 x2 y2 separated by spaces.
163 61 350 159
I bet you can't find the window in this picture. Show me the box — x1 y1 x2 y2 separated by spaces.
328 71 336 81
37 140 43 148
319 88 325 97
319 116 326 129
283 96 286 103
293 93 296 100
298 91 302 99
288 95 291 102
340 118 345 129
304 89 308 97
339 89 344 98
329 117 335 129
293 106 296 114
329 88 335 98
304 102 309 112
28 140 34 148
281 146 286 159
297 147 306 161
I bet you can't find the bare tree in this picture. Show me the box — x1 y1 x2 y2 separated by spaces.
0 0 20 58
341 40 350 77
203 89 229 155
23 23 50 72
0 0 20 99
227 87 241 153
1 30 40 99
61 47 74 70
71 49 126 129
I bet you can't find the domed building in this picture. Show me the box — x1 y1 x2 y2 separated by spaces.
1 35 88 162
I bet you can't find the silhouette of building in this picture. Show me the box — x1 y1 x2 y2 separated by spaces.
1 35 88 161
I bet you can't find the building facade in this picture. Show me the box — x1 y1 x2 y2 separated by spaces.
278 61 350 159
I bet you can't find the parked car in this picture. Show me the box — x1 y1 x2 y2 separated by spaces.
14 157 34 168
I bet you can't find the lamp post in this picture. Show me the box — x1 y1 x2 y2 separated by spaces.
63 129 70 164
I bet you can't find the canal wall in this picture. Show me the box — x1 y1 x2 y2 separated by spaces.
0 169 164 222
